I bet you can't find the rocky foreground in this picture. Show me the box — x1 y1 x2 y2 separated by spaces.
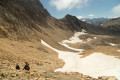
0 63 117 80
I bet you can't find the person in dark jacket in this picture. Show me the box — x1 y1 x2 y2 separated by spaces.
23 62 30 71
16 64 20 70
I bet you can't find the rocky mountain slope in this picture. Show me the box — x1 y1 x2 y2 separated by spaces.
0 0 85 51
0 0 107 41
0 0 81 41
102 17 120 35
0 0 49 38
102 17 120 27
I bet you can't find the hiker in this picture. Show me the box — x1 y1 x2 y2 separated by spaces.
16 64 20 70
23 62 30 71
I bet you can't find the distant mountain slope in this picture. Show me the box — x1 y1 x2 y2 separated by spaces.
102 17 120 27
79 17 110 25
102 17 120 35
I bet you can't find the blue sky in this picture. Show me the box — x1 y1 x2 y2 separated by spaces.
40 0 120 19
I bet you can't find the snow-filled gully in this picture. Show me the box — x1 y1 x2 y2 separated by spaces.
41 30 120 80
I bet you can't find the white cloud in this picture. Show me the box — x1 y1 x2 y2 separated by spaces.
50 0 89 10
88 14 94 17
112 4 120 14
77 16 84 19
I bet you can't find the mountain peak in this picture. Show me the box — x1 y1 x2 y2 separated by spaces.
64 14 78 20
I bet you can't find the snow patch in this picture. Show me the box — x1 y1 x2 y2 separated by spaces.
62 29 87 44
82 20 86 21
41 40 120 80
94 37 97 39
58 29 86 52
109 43 116 46
59 42 84 53
87 38 92 41
117 50 120 52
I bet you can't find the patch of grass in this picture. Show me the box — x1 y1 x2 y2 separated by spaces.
41 72 53 79
69 35 120 51
105 37 120 44
116 44 120 48
1 73 8 78
16 74 19 77
37 47 48 53
78 43 93 50
79 35 94 41
90 38 109 46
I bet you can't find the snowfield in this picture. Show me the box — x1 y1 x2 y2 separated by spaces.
41 30 120 80
62 29 87 44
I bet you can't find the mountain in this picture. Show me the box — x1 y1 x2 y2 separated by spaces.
101 17 120 35
79 17 110 25
0 0 119 80
0 0 105 54
0 0 87 41
0 0 105 42
0 1 102 79
102 17 120 27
